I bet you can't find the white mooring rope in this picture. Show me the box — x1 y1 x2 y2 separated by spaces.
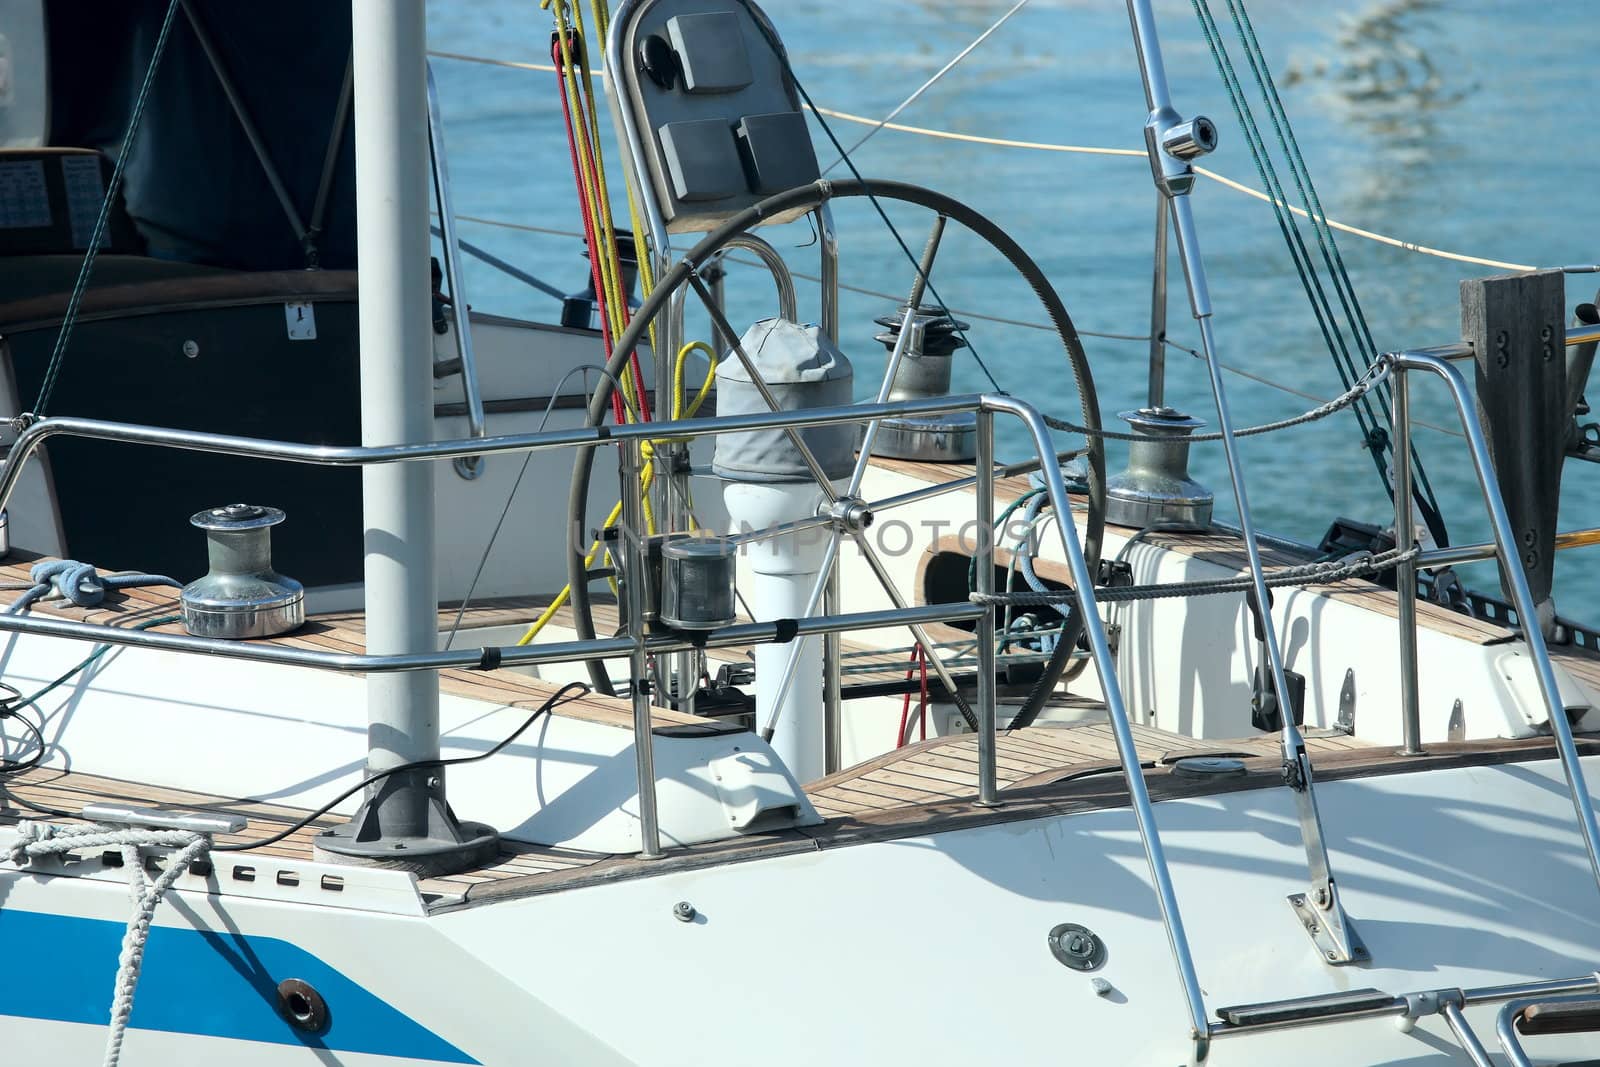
7 821 212 1067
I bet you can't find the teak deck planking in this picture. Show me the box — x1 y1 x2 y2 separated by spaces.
5 730 1593 910
4 465 1600 908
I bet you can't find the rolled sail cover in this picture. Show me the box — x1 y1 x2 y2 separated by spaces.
713 318 855 482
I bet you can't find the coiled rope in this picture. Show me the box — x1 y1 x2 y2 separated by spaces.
971 544 1418 607
6 820 211 1067
7 561 181 615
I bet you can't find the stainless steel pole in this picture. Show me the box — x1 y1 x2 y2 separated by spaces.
818 203 844 773
355 0 438 794
823 566 843 774
424 60 486 479
622 437 663 859
0 396 997 517
975 408 999 805
319 0 494 872
1402 351 1600 894
1440 1003 1497 1067
1126 0 1361 968
1148 196 1169 408
988 395 1210 1061
1393 366 1423 755
818 205 841 343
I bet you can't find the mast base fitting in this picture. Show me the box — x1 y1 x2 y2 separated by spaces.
1105 407 1213 529
314 771 499 877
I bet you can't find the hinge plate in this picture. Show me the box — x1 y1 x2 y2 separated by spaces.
1336 668 1356 734
1289 889 1369 966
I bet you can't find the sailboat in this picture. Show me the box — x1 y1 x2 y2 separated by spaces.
2 0 1599 1063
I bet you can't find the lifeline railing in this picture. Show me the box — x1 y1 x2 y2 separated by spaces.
1190 336 1600 1063
0 389 1204 1049
4 355 1600 1060
1385 343 1600 894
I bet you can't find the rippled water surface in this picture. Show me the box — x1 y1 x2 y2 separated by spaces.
427 0 1600 614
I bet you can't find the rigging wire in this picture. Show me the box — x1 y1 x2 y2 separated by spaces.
1190 0 1449 546
820 0 1031 175
735 0 1005 395
430 224 566 301
425 48 1543 274
29 0 184 420
443 364 627 651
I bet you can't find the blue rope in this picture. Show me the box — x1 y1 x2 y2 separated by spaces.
1016 493 1052 595
9 561 181 615
1011 494 1060 656
27 0 184 420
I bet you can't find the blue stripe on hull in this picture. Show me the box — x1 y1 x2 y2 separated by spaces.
0 909 477 1063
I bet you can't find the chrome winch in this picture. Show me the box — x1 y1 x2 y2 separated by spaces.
180 504 305 639
869 303 977 462
1105 407 1213 529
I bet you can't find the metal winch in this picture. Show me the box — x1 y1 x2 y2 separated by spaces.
870 303 976 462
1105 407 1213 528
180 504 305 639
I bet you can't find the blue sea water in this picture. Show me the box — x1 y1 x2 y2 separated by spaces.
426 0 1600 615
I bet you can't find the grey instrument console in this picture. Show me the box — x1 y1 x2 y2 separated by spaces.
610 1 820 233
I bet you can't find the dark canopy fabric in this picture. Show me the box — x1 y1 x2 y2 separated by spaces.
45 0 357 271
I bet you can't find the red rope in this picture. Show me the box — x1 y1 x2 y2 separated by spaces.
554 34 652 424
894 646 932 748
552 36 625 424
895 646 918 749
917 647 929 741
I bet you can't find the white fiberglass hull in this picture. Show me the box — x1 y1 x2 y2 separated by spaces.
6 754 1599 1065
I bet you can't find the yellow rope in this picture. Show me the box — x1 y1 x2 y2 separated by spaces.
517 1 660 649
511 341 719 645
519 3 728 650
568 3 625 341
639 439 657 535
589 0 661 360
674 340 717 420
543 0 649 414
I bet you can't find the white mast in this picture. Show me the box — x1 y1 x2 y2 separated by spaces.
316 0 496 873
